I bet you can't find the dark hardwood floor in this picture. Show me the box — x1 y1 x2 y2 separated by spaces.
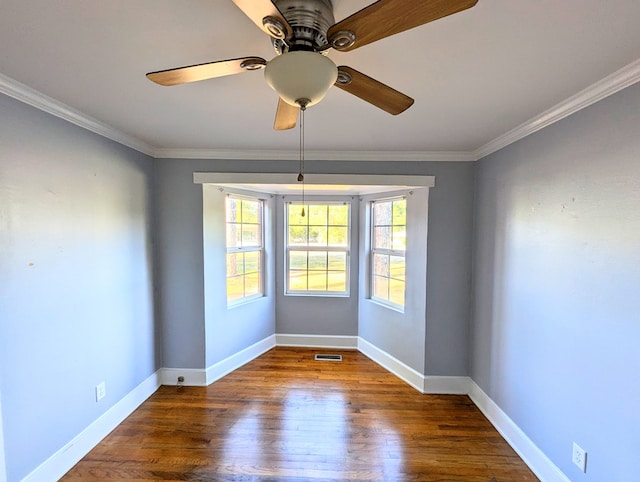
62 347 538 481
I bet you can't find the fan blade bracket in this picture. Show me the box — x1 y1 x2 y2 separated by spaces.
262 16 288 40
329 30 356 51
240 58 267 70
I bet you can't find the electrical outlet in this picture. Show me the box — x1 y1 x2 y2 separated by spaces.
572 442 587 473
96 382 106 402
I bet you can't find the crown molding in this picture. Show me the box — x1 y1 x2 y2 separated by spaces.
3 57 639 163
0 73 156 157
473 57 640 160
152 147 475 162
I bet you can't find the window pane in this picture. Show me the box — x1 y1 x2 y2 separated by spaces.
308 205 327 225
226 223 241 248
227 276 244 302
374 226 391 249
226 196 264 304
308 271 327 291
328 272 346 292
389 279 405 306
371 197 406 309
389 255 405 281
328 204 349 225
373 253 389 277
289 251 307 270
288 226 308 245
245 272 261 297
241 224 260 246
327 252 346 270
308 251 327 270
289 271 307 291
392 199 406 225
308 226 327 246
242 200 260 224
286 202 350 295
374 201 392 225
328 226 348 246
226 198 239 223
244 251 260 273
289 204 307 225
227 253 244 276
373 275 389 300
392 226 406 251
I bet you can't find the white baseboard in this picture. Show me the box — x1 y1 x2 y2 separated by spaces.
357 337 426 392
16 338 569 482
206 335 276 385
159 367 207 387
23 371 161 482
468 380 569 482
276 334 358 349
423 376 471 395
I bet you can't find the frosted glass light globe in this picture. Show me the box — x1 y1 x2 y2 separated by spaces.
265 51 338 107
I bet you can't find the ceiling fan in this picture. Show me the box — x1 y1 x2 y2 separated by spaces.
146 0 478 130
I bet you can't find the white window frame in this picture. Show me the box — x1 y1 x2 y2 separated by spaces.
370 196 406 312
285 201 351 297
225 195 264 307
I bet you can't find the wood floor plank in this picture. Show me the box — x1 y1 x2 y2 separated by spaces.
62 348 538 481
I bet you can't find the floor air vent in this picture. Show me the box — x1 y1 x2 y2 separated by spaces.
315 354 342 361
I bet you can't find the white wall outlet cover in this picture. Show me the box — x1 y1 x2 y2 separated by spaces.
95 382 106 402
572 442 587 473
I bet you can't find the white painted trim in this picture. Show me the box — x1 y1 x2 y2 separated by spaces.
193 172 435 188
0 74 156 157
157 148 474 162
276 334 358 349
0 392 6 482
357 337 426 392
22 371 160 482
205 335 277 385
423 376 471 395
159 367 207 387
474 57 640 160
468 380 570 482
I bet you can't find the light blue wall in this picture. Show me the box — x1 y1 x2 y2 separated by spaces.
202 185 276 367
358 188 429 372
155 160 475 376
0 94 157 480
275 195 360 336
471 82 640 480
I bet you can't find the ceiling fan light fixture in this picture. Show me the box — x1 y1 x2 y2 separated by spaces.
264 51 338 107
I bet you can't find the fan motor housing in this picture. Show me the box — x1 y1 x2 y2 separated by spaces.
272 0 335 54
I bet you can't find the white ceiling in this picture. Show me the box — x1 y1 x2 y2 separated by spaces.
1 0 639 159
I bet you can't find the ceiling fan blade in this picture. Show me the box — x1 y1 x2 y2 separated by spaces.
328 0 478 52
232 0 293 40
334 66 414 115
274 98 299 130
146 57 266 86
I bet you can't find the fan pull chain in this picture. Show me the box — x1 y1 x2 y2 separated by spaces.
297 100 307 217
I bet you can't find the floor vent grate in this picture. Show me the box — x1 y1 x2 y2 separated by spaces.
314 354 343 362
